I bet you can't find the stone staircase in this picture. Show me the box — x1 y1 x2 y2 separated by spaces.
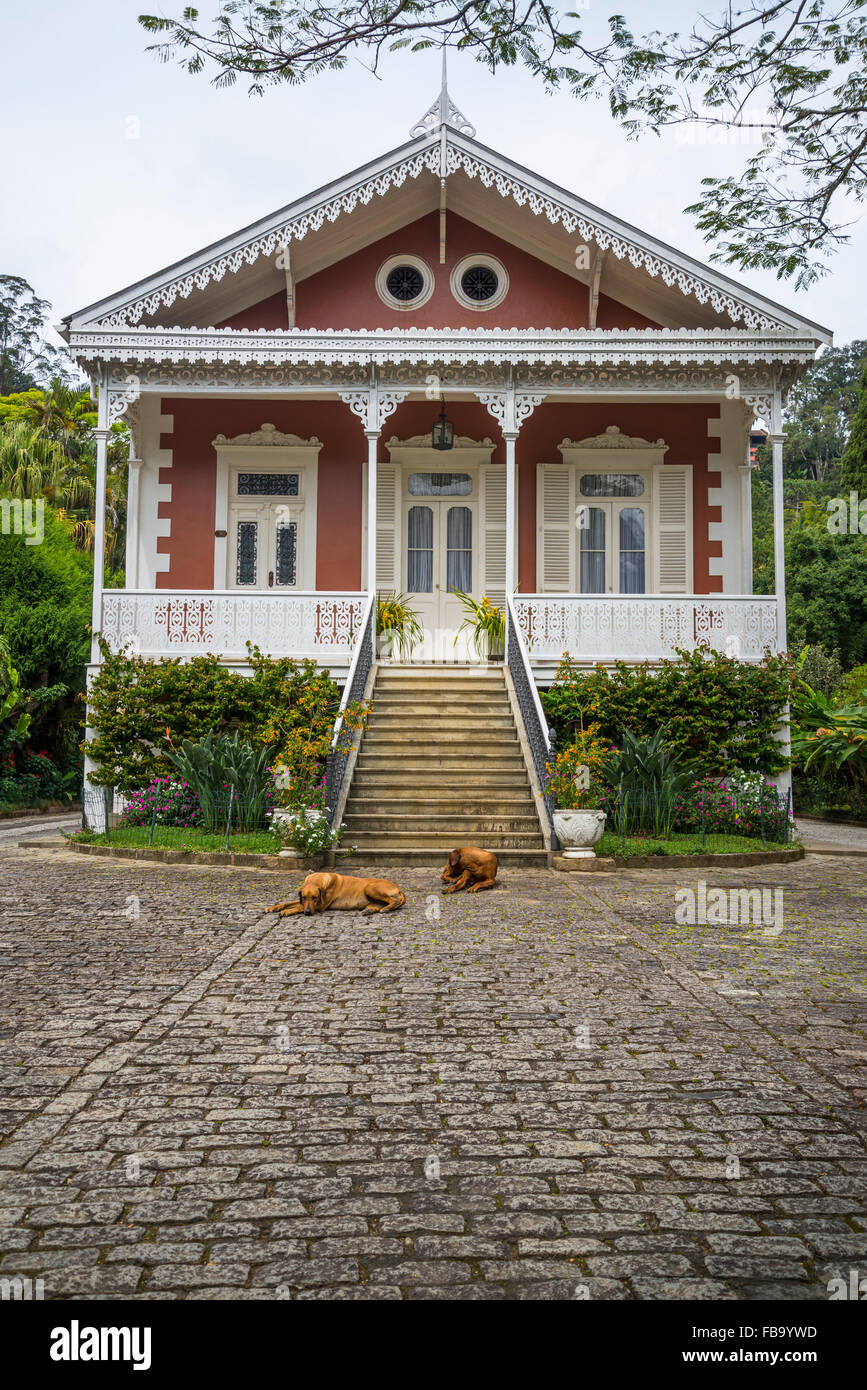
340 665 548 866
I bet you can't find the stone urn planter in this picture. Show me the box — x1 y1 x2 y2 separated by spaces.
553 809 607 858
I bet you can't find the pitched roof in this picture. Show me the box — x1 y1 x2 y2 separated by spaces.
62 104 831 340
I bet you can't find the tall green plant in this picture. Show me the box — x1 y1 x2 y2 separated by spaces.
163 729 275 832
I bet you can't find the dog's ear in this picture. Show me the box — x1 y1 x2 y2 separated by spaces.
448 849 461 870
298 888 304 903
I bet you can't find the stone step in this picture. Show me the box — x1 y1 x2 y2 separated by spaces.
345 830 544 849
375 677 504 693
361 732 519 749
346 793 535 814
373 690 508 705
343 813 542 834
366 715 515 733
352 770 531 789
335 846 549 868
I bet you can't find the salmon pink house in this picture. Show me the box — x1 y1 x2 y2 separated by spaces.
62 74 829 834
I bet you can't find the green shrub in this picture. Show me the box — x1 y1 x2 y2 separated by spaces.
86 639 345 793
542 648 794 777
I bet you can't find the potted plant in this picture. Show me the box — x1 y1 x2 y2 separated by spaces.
376 592 424 660
545 728 609 858
452 591 506 662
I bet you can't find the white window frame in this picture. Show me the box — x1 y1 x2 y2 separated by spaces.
450 253 510 312
537 436 682 594
375 254 436 313
213 435 321 590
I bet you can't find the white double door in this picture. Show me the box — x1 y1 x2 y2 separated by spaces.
404 498 476 660
578 500 647 594
229 502 300 590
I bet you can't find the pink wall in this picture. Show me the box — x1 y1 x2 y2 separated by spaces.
158 398 719 592
216 211 661 332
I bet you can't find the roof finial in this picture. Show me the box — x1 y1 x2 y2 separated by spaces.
410 48 476 140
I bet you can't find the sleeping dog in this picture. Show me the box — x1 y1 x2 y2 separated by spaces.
269 871 406 917
441 846 499 894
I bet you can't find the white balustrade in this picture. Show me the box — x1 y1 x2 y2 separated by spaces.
514 595 779 667
101 590 366 662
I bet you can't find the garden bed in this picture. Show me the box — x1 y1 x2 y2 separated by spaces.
597 830 792 857
68 826 282 854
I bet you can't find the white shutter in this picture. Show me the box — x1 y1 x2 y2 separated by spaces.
375 464 400 593
480 463 507 607
537 464 573 592
654 465 692 593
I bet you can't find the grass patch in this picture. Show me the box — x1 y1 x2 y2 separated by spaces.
66 826 282 854
598 831 790 857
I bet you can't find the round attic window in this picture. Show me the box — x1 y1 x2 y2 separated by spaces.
376 254 435 311
450 254 509 312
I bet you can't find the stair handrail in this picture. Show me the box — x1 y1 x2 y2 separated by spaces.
506 594 558 847
325 591 376 825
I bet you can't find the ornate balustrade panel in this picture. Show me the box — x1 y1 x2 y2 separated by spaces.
101 591 366 660
514 596 779 664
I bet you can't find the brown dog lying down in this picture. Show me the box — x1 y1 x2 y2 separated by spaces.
269 871 406 917
441 846 498 894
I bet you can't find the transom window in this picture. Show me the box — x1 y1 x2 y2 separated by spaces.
237 472 299 496
579 473 645 497
408 472 473 496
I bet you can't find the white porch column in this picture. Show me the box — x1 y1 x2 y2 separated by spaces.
125 455 143 589
769 387 788 649
738 460 754 595
340 379 408 597
90 381 110 664
504 428 518 599
365 428 379 594
477 385 544 659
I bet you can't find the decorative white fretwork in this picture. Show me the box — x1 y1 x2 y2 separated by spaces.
410 52 476 139
101 590 365 662
339 388 409 431
477 391 545 432
742 390 773 420
514 595 779 665
560 426 668 450
212 424 322 447
87 132 791 331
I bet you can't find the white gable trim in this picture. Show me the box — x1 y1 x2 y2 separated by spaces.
65 129 830 340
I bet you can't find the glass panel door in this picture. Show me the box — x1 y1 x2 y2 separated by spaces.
579 506 607 593
446 505 472 593
618 507 646 594
407 505 434 592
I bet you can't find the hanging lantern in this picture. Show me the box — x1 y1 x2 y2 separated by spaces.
431 402 454 452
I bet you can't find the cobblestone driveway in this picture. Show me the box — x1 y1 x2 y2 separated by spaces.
0 847 864 1300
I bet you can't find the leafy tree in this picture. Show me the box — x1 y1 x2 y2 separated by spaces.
140 1 867 285
783 341 867 481
0 275 71 394
841 363 867 494
0 509 91 772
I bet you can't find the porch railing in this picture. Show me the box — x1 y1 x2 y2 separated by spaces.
325 592 376 826
100 590 366 661
506 595 558 849
513 594 779 665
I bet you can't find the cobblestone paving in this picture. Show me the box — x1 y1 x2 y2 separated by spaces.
0 847 864 1301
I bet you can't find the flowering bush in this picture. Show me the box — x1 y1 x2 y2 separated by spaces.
270 807 344 855
542 648 794 777
599 773 792 843
545 725 611 808
118 777 202 829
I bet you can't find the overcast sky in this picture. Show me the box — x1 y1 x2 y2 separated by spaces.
1 0 862 346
